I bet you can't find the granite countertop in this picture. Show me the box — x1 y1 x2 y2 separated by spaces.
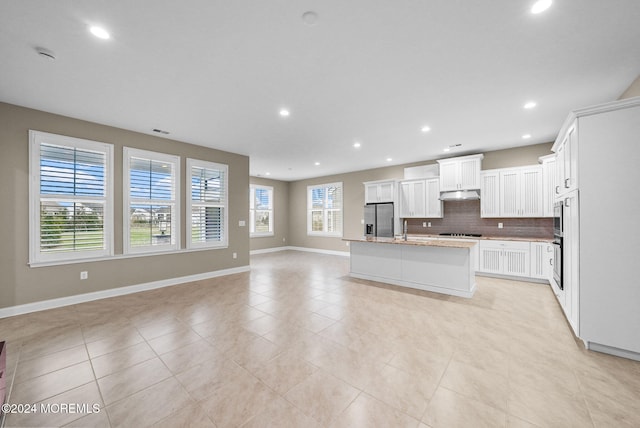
343 236 477 249
344 234 554 245
403 234 553 243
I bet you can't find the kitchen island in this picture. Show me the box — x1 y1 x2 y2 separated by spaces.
344 237 477 298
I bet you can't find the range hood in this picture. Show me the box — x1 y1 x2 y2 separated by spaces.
439 190 480 201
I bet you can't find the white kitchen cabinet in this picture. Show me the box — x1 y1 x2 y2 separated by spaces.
437 154 483 191
399 180 426 218
550 97 640 359
425 178 443 218
562 190 580 333
499 166 544 217
364 180 396 203
478 240 530 277
481 166 543 218
480 171 500 218
530 242 553 280
554 122 578 198
539 154 557 217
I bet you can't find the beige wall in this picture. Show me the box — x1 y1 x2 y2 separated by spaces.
619 74 640 99
288 143 553 253
0 102 249 309
249 177 289 251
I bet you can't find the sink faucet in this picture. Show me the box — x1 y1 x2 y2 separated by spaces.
403 219 408 241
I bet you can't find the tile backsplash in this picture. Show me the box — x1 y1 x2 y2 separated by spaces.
405 200 553 239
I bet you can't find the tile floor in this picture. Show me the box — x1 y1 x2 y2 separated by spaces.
1 250 639 427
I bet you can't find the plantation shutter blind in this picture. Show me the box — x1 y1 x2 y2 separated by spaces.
188 159 228 248
124 147 179 253
30 131 113 264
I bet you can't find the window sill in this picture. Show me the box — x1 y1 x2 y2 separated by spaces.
29 245 229 268
250 233 275 238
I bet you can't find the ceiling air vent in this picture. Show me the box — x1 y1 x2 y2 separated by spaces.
152 128 170 135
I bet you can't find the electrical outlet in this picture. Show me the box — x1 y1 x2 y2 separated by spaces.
428 222 431 227
80 271 88 280
422 222 427 227
238 220 246 227
282 237 286 242
346 241 350 246
232 252 237 259
361 219 364 224
498 222 503 229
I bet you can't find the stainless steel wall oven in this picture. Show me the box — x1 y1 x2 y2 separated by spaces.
552 200 563 290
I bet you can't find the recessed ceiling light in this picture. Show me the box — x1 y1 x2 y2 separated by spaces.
353 142 361 148
421 126 431 133
531 0 552 14
89 26 110 40
314 162 320 166
443 148 451 152
523 101 537 109
265 172 271 176
386 158 392 162
522 134 532 139
279 109 290 117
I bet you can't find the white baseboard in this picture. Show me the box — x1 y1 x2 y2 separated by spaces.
0 265 250 319
286 246 350 257
250 246 350 257
587 342 640 362
250 246 289 255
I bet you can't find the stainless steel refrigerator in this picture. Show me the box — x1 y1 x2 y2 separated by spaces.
364 202 394 238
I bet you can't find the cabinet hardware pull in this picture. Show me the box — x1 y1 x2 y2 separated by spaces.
564 197 570 207
564 178 570 188
549 259 553 266
555 185 560 194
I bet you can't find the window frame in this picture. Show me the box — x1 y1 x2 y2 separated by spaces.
123 147 180 255
307 182 343 237
186 158 229 250
29 130 114 265
249 184 274 237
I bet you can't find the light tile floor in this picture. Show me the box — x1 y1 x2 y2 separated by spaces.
1 251 640 427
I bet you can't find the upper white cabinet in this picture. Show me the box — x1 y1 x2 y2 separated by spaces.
437 154 483 191
425 178 443 218
481 165 543 218
554 121 578 198
539 154 557 217
399 180 426 218
480 171 500 217
399 178 442 218
500 166 544 217
364 180 395 203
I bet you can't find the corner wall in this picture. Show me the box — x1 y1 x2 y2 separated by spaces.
0 102 249 309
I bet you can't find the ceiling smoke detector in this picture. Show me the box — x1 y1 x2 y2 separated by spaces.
35 47 56 61
302 11 319 26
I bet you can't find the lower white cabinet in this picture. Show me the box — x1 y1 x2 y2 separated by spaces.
479 240 530 277
530 242 554 280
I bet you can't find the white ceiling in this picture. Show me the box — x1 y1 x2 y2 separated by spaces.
1 1 639 181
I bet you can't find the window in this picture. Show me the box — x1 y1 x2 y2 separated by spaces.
29 130 113 264
250 185 274 237
124 148 179 253
187 159 228 249
307 182 343 237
